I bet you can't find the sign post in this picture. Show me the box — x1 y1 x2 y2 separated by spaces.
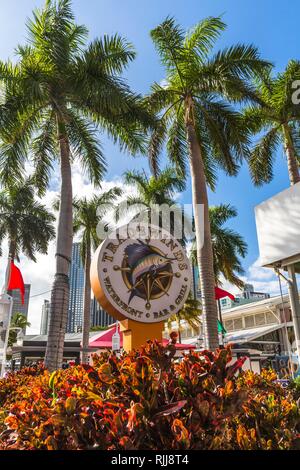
90 224 192 352
0 257 13 377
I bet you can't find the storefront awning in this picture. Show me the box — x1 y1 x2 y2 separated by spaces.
88 326 195 350
224 323 293 345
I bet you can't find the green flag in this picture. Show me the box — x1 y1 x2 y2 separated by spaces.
217 320 226 334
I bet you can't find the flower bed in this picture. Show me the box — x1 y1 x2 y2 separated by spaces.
0 342 299 450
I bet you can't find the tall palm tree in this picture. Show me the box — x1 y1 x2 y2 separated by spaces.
191 204 247 289
0 0 154 370
244 60 300 186
73 187 122 364
0 179 55 262
123 167 187 237
148 17 269 349
123 172 247 341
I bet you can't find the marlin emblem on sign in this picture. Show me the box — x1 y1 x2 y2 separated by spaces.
113 240 179 309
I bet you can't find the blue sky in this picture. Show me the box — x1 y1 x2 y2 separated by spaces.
0 0 299 312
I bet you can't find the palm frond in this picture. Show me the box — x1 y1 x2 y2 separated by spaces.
84 35 135 75
248 126 280 186
211 44 272 81
66 111 106 186
30 110 56 195
184 16 226 60
166 110 189 178
150 17 185 70
148 119 167 177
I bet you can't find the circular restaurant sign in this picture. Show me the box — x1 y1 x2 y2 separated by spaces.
90 224 192 323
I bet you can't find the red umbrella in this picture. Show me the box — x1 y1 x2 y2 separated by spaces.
88 326 195 350
89 327 123 348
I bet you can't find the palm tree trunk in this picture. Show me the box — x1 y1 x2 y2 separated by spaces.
81 243 91 364
185 100 219 350
282 124 300 186
45 121 73 371
8 240 16 261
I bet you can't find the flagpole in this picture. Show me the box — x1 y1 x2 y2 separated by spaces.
1 255 12 295
0 256 13 377
217 299 225 346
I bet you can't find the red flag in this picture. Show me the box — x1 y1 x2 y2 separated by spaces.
7 261 25 304
215 286 235 301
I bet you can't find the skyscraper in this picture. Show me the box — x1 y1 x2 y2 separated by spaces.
40 299 51 335
90 297 114 328
9 284 31 320
67 242 114 333
67 243 84 333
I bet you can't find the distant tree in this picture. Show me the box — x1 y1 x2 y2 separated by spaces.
123 167 187 238
8 313 31 348
73 187 122 363
0 179 55 261
167 293 201 343
90 326 108 332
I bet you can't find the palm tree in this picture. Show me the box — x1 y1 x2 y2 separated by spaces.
0 179 55 262
167 293 201 343
148 17 269 349
124 167 185 206
244 60 300 186
0 0 154 370
191 204 247 289
123 167 187 237
8 313 31 349
73 187 122 364
123 172 247 341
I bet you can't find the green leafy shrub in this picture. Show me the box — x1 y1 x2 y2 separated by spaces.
289 375 300 400
0 343 299 450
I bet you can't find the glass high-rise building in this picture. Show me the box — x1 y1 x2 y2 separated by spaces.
9 284 31 322
40 299 51 335
67 242 114 333
90 297 114 328
67 243 84 333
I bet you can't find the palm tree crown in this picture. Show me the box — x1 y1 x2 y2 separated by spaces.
124 167 185 206
148 16 271 179
123 167 188 240
8 313 31 349
0 179 55 261
245 60 300 186
73 187 122 260
0 0 153 190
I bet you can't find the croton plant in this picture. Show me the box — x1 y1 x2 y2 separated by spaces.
0 342 300 450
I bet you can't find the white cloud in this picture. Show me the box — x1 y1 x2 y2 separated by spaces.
248 258 276 281
220 257 288 299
